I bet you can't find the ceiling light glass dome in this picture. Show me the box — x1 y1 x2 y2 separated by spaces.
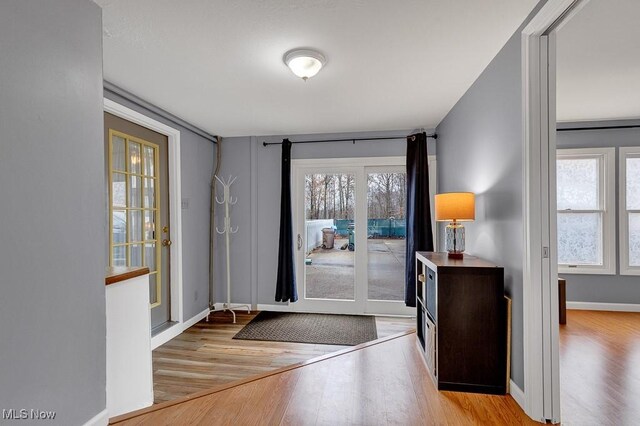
283 49 326 81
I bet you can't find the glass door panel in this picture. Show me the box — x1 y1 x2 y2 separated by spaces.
108 129 161 308
304 173 356 301
367 171 407 301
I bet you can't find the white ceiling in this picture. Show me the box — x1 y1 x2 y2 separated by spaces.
556 0 640 122
96 0 539 137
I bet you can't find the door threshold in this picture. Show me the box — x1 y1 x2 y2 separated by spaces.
151 321 178 337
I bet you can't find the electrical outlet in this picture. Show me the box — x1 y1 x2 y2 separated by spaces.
181 199 189 209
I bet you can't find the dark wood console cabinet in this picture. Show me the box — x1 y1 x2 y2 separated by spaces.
415 252 507 394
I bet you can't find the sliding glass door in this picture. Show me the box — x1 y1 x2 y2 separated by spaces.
292 157 434 315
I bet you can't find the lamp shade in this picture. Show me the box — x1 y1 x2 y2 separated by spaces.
435 192 475 222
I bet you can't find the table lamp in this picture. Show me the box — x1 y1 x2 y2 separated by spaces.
435 192 475 259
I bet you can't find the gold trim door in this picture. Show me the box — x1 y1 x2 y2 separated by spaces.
108 129 162 308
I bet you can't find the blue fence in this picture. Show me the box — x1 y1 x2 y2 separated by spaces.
334 219 406 238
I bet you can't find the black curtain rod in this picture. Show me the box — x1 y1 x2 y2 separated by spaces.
262 134 437 147
557 125 640 132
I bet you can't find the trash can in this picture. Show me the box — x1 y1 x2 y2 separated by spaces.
347 223 355 251
322 227 335 249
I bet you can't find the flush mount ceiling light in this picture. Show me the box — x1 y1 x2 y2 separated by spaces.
283 49 326 81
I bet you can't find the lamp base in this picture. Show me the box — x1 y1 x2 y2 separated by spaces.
445 221 466 259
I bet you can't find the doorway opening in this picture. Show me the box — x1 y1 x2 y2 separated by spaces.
553 0 640 424
523 0 640 423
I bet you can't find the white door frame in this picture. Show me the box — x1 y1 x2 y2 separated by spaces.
521 0 588 422
291 156 436 316
104 98 184 349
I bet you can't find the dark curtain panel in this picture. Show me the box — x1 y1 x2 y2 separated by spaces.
405 132 434 307
275 139 298 302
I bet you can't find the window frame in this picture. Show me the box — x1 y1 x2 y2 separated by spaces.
619 147 640 276
556 147 616 275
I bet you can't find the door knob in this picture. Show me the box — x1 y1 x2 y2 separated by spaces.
162 239 172 247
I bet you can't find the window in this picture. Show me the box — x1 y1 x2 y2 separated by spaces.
556 148 615 274
620 147 640 275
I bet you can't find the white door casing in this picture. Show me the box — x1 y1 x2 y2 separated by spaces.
521 0 589 422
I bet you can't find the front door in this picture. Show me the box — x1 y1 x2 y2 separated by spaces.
105 113 172 331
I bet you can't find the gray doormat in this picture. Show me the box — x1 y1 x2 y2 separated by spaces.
232 311 378 346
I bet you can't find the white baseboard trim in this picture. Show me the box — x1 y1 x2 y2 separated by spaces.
84 408 109 426
509 379 525 412
183 307 211 329
151 308 210 349
566 301 640 312
257 303 292 312
151 322 183 349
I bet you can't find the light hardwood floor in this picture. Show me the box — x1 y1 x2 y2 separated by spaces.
560 310 640 425
152 311 415 404
115 331 535 425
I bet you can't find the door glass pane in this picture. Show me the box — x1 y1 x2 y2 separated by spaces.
130 243 143 267
557 212 602 265
144 210 156 241
129 175 142 208
111 135 126 172
143 178 155 208
112 211 126 244
129 141 141 174
145 243 157 271
112 246 126 267
143 146 155 177
557 158 599 210
367 172 406 301
129 210 143 242
627 157 640 210
149 273 158 304
629 213 640 267
112 173 126 208
304 173 355 300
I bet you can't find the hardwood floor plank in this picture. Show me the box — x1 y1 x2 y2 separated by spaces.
233 370 302 426
560 310 640 426
279 357 332 425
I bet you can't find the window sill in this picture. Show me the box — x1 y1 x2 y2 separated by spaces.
558 266 616 275
620 267 640 276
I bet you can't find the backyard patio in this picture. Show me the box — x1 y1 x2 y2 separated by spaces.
305 237 406 301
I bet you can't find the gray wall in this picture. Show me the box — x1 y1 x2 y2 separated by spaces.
103 90 216 321
0 1 106 424
215 131 435 306
557 120 640 304
434 1 547 391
